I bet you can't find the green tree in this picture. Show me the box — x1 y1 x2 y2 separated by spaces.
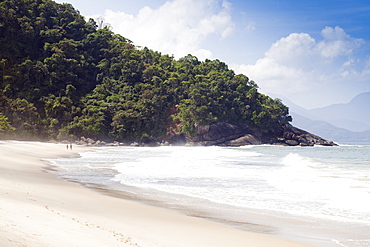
0 112 15 135
0 0 292 141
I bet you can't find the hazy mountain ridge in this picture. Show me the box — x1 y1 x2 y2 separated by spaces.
273 92 370 142
309 92 370 132
291 113 370 142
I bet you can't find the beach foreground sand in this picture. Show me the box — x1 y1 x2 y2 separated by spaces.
0 140 312 247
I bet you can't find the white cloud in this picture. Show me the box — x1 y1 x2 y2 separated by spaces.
233 26 368 108
316 26 365 58
92 0 235 60
265 32 316 69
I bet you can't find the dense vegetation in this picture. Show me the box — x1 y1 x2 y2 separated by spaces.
0 0 292 141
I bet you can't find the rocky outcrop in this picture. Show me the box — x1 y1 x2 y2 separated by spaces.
189 122 245 146
279 124 337 146
73 122 337 147
188 122 337 147
222 134 262 146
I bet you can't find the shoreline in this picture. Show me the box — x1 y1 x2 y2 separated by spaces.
66 167 348 247
0 140 313 247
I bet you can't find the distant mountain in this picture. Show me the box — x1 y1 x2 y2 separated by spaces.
291 113 370 143
309 92 370 132
271 93 370 142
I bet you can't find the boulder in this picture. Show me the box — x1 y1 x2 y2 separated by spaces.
300 142 314 147
86 138 95 145
167 133 187 145
191 122 244 145
141 136 160 147
285 139 299 146
130 142 140 147
223 134 262 146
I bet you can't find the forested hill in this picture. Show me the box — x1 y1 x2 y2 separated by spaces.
0 0 293 143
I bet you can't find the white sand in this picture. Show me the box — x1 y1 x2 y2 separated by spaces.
0 140 313 247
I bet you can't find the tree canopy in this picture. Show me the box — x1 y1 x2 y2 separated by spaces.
0 0 291 141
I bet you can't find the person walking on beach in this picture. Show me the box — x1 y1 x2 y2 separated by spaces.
69 144 72 150
66 144 69 150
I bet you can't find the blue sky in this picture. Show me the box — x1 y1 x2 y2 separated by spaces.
55 0 370 109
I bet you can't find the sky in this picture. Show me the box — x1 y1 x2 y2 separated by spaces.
54 0 370 109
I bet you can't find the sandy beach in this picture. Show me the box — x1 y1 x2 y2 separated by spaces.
0 140 312 247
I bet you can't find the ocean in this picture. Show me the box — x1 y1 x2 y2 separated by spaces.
47 144 370 247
